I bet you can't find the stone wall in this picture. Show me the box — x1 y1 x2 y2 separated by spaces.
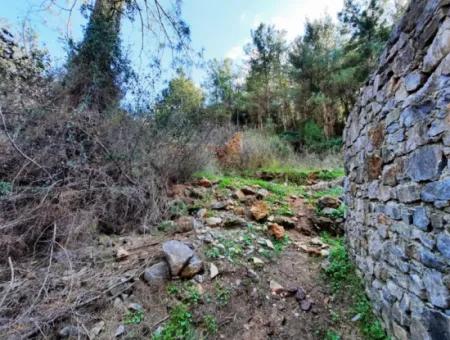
343 1 450 339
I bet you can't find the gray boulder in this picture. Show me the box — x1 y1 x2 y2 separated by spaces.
162 240 194 276
143 261 170 284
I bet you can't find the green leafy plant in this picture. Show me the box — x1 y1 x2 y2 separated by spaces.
203 314 218 335
0 181 12 196
215 283 231 307
321 235 389 340
153 304 195 340
123 310 144 325
325 330 341 340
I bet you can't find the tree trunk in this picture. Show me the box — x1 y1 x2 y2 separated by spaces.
65 0 125 111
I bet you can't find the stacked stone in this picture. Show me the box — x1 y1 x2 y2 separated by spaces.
344 1 450 339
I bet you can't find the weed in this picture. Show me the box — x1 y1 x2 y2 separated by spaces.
167 283 180 295
215 283 231 307
325 330 341 340
167 282 202 305
123 310 144 325
203 314 218 335
0 181 12 196
184 283 201 305
321 235 389 340
273 235 290 255
152 304 195 340
158 220 175 232
205 246 221 259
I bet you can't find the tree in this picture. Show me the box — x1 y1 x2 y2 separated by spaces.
245 23 289 130
289 17 342 137
204 58 244 123
155 70 204 126
60 0 190 111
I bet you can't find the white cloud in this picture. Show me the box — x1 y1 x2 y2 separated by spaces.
225 44 245 60
226 0 344 62
253 0 344 42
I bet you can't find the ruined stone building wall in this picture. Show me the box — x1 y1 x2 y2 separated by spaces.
344 0 450 339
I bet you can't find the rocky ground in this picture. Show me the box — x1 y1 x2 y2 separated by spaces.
3 169 382 339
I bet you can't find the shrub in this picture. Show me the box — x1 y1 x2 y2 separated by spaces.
239 129 298 170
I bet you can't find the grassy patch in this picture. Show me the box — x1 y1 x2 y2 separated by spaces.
215 283 231 307
321 234 388 340
123 310 144 325
167 282 202 305
152 304 196 340
203 314 218 335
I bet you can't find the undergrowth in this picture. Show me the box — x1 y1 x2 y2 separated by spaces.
321 234 388 340
152 304 196 340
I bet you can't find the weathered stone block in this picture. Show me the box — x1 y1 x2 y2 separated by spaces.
413 206 431 230
396 183 421 202
421 177 450 202
406 145 444 182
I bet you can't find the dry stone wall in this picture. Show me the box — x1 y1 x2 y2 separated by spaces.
344 1 450 339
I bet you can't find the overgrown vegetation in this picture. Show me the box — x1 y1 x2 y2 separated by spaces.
321 235 388 340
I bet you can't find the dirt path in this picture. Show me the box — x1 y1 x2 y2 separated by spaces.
2 174 360 339
85 176 358 339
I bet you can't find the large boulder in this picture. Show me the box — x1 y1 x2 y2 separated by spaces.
162 240 194 276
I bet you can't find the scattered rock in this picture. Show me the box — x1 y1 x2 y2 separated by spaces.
241 186 258 195
300 299 312 311
351 313 362 322
128 303 144 312
116 247 130 261
210 262 219 279
252 257 264 265
256 188 270 199
311 215 343 235
210 201 229 210
175 216 194 233
197 208 208 219
189 187 207 199
108 277 133 296
143 261 170 284
59 325 80 338
223 216 247 228
162 240 194 276
115 324 126 338
272 216 296 229
180 255 204 278
265 239 275 249
89 321 105 338
295 287 306 301
268 223 285 240
196 178 212 188
270 280 284 294
233 189 247 201
317 196 341 209
250 201 269 221
205 217 222 227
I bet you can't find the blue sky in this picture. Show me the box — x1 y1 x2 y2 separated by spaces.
1 0 344 87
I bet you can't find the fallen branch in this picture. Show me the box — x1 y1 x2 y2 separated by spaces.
0 257 15 309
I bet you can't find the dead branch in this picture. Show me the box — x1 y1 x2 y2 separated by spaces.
0 105 53 181
0 257 15 309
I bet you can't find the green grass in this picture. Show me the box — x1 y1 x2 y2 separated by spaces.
203 314 218 335
152 304 196 340
215 283 231 307
317 203 347 220
321 234 388 340
167 282 202 305
123 310 144 325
